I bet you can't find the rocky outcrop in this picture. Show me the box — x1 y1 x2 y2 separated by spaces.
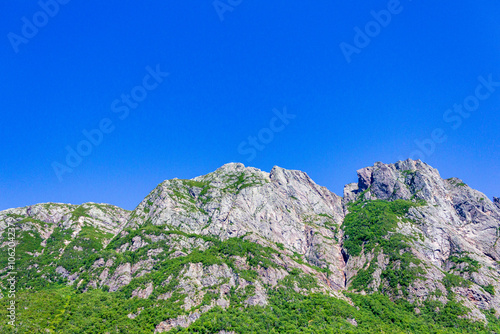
126 163 346 288
343 159 500 318
0 202 130 234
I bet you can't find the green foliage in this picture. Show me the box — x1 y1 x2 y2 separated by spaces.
181 179 210 189
70 205 91 221
0 217 115 293
343 200 426 294
343 199 420 257
351 262 377 291
3 284 498 334
447 178 467 187
239 269 258 282
481 284 495 295
442 273 471 294
173 289 495 333
484 308 500 333
6 213 25 219
379 234 425 295
281 268 318 290
166 179 214 212
2 219 499 333
448 254 480 274
4 198 498 333
221 172 267 194
0 286 186 333
175 288 356 333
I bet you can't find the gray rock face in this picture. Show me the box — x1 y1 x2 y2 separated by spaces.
0 202 130 237
127 162 346 288
344 159 500 259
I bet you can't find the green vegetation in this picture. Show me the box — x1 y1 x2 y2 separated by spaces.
482 284 495 296
0 217 115 292
3 282 500 333
350 262 377 291
281 268 318 290
2 216 499 333
343 200 426 295
221 172 267 194
6 213 25 219
0 285 186 333
448 254 480 274
165 180 212 214
100 227 278 301
343 199 421 257
401 169 417 176
2 193 499 333
443 273 471 294
447 178 467 187
70 205 91 221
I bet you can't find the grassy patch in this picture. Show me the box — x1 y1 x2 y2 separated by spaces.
70 205 91 221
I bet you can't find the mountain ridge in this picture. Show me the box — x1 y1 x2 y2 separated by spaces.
1 159 500 333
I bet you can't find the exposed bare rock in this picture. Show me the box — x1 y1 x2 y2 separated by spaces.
106 263 132 292
132 282 154 299
346 318 358 326
155 312 201 333
130 236 148 251
245 280 267 307
256 266 288 287
55 266 69 278
93 258 106 268
0 202 130 235
127 163 346 288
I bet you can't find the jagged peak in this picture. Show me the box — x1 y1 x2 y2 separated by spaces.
347 159 446 203
215 162 267 176
269 165 316 187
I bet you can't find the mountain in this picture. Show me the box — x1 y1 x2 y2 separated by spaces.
1 159 500 333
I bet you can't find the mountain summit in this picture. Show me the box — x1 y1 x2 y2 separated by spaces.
1 159 500 333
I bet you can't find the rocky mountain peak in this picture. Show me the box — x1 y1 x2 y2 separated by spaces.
344 159 443 203
213 162 253 174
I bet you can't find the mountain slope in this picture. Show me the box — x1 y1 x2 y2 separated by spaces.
1 159 500 333
343 160 500 322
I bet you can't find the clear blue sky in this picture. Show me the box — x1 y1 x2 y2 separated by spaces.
1 1 499 211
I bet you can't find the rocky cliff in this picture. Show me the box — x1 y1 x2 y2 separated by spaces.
1 159 499 333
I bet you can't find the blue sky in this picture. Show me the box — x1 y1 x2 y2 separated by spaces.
1 1 499 211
